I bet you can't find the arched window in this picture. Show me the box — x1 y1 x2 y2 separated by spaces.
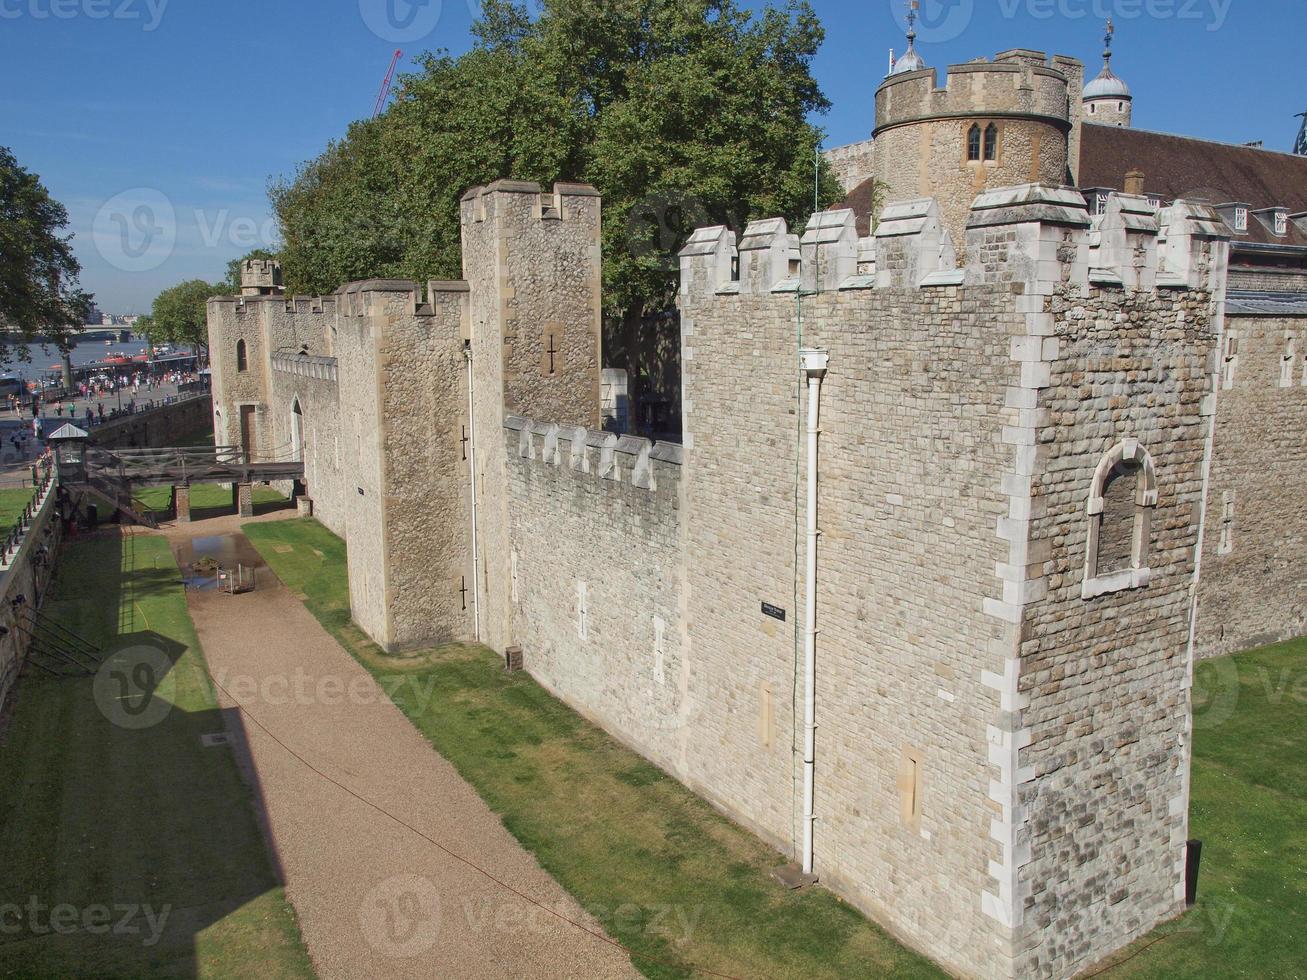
983 124 998 161
1082 439 1158 599
236 339 248 372
967 124 982 162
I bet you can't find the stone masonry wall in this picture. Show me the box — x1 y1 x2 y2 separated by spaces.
1196 313 1307 657
266 361 346 538
0 480 61 712
824 139 876 193
1015 282 1217 975
679 274 1023 979
461 181 605 653
88 394 212 450
374 282 471 649
332 287 389 647
503 420 686 772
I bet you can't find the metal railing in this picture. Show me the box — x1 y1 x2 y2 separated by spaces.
0 457 55 566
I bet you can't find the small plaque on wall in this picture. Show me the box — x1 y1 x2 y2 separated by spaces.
761 602 786 622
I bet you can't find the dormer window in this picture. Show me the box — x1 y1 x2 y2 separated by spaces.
1275 212 1289 236
1097 193 1110 216
1234 208 1248 232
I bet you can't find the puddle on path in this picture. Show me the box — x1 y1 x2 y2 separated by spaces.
173 532 266 592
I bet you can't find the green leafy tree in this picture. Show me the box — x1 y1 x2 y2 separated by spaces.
0 146 93 361
270 0 841 317
150 280 221 357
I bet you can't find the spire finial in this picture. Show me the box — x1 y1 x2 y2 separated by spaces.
905 0 919 48
1103 18 1115 67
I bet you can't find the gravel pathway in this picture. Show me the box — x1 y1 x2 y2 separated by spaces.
169 518 637 979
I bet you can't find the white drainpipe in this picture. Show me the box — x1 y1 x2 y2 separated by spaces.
799 348 828 875
464 341 482 642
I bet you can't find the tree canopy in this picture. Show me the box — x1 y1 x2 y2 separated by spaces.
149 279 220 354
0 146 92 360
270 0 842 316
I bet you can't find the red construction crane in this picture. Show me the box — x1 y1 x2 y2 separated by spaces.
373 49 403 119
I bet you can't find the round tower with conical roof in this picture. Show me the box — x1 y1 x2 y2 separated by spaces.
1083 20 1132 127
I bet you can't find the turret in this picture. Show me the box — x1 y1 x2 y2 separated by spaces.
240 258 283 297
1082 20 1132 128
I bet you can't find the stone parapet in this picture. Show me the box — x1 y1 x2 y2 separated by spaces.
505 415 681 493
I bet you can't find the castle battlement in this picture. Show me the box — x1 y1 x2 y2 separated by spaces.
874 50 1080 136
681 184 1227 299
504 414 682 493
241 257 282 296
272 353 338 382
460 179 601 225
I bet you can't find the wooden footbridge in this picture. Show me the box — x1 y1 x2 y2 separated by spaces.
86 445 305 488
57 443 305 528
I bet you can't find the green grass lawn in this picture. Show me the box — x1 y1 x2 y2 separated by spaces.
1090 638 1307 977
246 517 1307 980
133 483 287 522
0 531 314 979
0 486 38 530
244 518 944 980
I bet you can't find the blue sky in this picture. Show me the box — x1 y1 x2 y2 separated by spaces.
2 0 1304 312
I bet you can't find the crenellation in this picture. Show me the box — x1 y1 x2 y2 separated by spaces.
501 416 678 495
799 208 858 292
679 225 737 301
738 217 796 294
874 197 955 288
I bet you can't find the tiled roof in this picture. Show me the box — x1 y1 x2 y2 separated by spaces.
1226 291 1307 316
1080 124 1307 247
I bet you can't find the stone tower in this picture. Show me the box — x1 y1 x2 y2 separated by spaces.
873 46 1084 251
240 258 283 296
1082 20 1133 128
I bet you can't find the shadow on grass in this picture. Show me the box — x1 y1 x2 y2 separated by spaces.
0 531 311 979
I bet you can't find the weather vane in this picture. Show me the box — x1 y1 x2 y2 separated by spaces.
1104 18 1115 65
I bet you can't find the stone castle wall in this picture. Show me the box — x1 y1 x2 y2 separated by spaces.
460 181 605 654
502 419 686 772
1196 313 1307 657
87 394 212 450
0 480 62 711
205 175 1307 980
824 138 876 193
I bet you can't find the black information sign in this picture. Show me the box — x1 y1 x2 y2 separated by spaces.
761 602 786 622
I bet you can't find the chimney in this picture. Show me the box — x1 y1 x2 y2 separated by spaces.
1124 171 1146 196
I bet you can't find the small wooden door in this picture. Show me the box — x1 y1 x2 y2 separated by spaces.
239 405 255 461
